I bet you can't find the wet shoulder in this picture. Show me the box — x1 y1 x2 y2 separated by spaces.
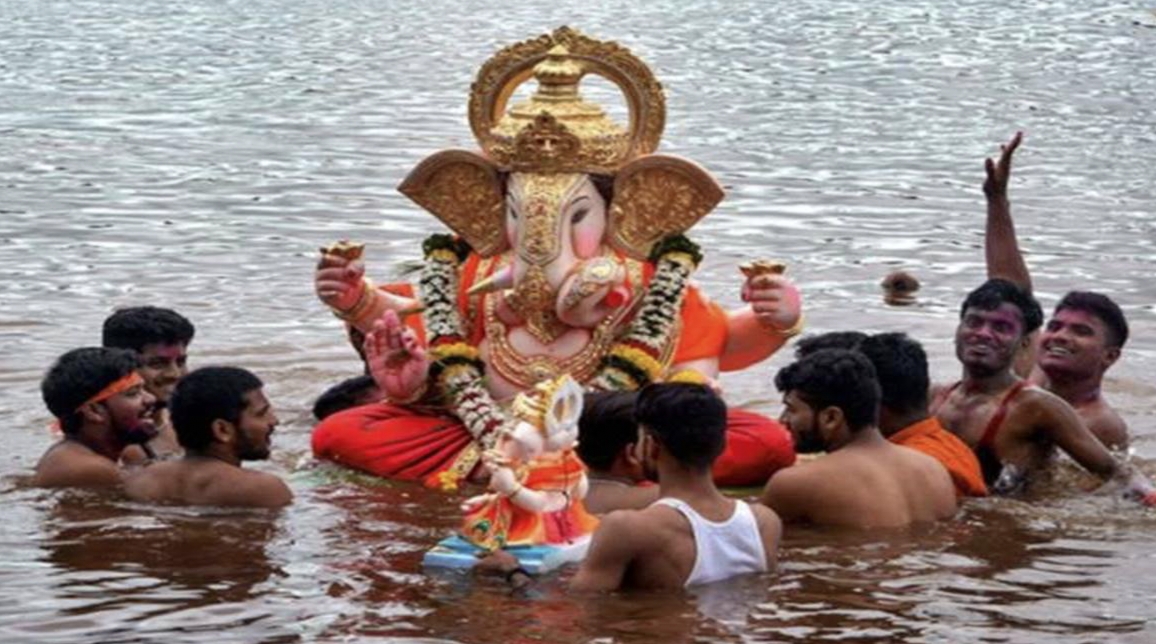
200 467 292 508
33 443 121 488
1079 402 1129 451
123 460 183 501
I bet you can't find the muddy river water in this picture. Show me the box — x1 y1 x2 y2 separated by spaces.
2 0 1155 642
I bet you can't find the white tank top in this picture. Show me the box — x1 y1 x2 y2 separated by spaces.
654 497 768 587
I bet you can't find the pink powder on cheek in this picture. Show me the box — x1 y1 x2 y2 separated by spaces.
572 226 602 258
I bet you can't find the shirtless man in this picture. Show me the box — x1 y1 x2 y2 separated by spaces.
575 391 659 514
481 383 781 591
103 306 195 458
761 349 957 528
125 366 292 508
795 331 986 497
857 333 987 498
983 132 1131 450
35 347 158 488
932 278 1154 502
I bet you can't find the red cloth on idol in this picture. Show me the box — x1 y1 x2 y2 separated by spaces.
312 404 796 488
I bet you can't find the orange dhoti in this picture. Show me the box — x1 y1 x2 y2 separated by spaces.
312 403 795 488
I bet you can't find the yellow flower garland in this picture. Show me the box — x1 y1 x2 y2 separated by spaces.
609 345 665 381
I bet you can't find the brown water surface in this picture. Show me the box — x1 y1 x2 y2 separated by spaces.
2 0 1155 642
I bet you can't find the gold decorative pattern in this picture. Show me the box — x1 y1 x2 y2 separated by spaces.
485 279 636 389
510 173 584 266
468 26 665 175
607 155 724 259
398 150 506 256
503 264 566 343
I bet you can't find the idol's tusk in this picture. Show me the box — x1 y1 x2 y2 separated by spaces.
467 265 515 296
397 305 427 318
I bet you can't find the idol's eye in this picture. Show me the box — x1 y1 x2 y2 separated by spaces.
507 204 519 221
570 208 589 224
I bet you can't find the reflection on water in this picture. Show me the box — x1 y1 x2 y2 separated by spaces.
1 0 1155 641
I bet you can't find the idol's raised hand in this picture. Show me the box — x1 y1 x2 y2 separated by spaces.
364 310 429 403
741 268 803 334
315 250 366 312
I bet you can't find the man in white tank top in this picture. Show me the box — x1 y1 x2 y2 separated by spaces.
481 383 782 591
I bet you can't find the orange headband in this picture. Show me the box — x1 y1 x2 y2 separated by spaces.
75 371 144 412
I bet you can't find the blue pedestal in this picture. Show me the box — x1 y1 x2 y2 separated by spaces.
422 534 591 574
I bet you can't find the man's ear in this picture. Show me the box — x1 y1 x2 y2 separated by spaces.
78 402 106 425
210 418 235 445
817 406 845 435
1104 346 1121 369
623 441 642 468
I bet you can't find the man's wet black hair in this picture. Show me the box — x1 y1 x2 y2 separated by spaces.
102 306 195 353
775 349 881 432
313 375 379 421
635 383 727 472
41 347 142 435
794 331 868 359
857 333 930 416
1055 291 1129 349
577 391 639 471
959 279 1043 335
170 367 262 452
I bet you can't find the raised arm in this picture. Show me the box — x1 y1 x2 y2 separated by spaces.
983 132 1032 293
315 252 419 334
721 272 803 372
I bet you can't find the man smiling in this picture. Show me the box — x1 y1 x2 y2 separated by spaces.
102 306 195 458
932 279 1153 502
982 132 1131 450
35 347 158 488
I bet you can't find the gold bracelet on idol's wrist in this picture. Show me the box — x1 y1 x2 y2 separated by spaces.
333 280 376 324
768 313 805 339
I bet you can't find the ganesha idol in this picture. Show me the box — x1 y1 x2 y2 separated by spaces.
424 374 599 571
312 27 801 491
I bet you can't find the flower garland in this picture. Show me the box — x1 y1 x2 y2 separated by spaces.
589 235 702 391
419 235 504 451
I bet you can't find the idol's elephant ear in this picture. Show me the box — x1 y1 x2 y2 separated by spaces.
606 155 725 260
398 150 508 257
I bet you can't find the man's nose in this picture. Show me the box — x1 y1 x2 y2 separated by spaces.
970 323 996 339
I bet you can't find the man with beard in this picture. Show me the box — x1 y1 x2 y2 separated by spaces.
982 132 1131 450
103 306 195 459
761 349 957 528
125 367 292 508
35 347 159 488
932 279 1154 501
481 383 781 591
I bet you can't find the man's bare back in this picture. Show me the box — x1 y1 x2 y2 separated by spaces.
125 457 291 509
762 440 956 528
574 496 781 591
